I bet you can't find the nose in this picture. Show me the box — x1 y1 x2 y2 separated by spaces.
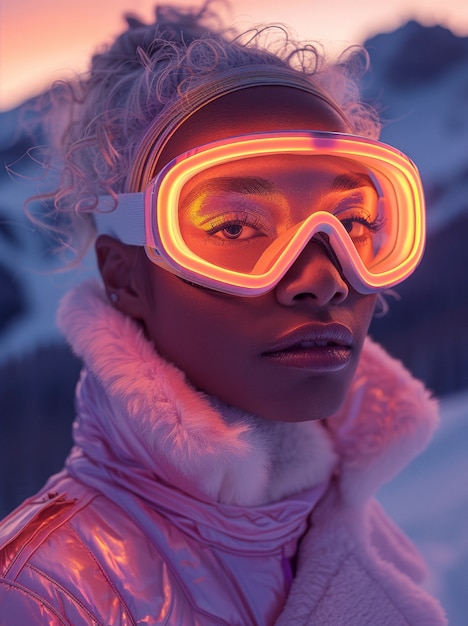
275 237 349 306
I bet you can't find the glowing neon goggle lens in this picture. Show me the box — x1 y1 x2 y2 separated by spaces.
95 131 425 296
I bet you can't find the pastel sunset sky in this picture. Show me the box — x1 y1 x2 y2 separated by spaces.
2 0 468 110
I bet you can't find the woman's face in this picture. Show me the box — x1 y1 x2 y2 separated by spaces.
102 86 377 422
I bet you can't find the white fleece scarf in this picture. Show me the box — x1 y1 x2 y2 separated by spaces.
57 280 438 510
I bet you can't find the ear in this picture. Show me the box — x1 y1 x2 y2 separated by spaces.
95 234 146 320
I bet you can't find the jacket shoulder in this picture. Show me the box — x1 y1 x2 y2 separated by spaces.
0 481 107 624
0 489 83 568
0 478 147 624
0 477 206 625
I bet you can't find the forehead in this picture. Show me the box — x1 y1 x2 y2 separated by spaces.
157 85 350 169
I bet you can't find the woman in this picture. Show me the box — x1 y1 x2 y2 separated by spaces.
0 4 447 624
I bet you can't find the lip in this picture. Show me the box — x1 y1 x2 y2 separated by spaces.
262 323 354 372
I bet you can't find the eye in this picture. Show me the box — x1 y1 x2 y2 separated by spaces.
341 216 370 238
340 213 386 243
222 223 247 239
206 212 269 242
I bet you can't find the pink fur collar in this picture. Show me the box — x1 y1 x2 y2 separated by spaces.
57 280 438 507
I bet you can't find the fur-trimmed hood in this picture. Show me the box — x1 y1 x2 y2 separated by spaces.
57 279 438 511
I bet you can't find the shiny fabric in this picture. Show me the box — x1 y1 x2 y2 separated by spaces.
1 476 322 625
0 281 447 625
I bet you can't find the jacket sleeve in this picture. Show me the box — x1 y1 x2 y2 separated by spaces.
274 486 448 626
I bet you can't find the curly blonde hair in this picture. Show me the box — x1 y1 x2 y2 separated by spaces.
30 1 380 265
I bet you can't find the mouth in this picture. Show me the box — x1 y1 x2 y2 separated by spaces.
262 323 354 372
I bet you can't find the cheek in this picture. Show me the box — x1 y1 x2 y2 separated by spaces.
346 294 377 353
361 294 378 334
142 270 238 374
359 292 377 317
140 272 269 411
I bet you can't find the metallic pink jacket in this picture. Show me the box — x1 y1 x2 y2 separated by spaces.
0 282 447 625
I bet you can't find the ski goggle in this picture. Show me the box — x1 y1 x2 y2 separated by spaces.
95 131 425 296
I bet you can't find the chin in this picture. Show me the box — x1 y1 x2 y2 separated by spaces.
248 393 346 423
274 384 352 423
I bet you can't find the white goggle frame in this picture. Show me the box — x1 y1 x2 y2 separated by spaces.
95 131 425 296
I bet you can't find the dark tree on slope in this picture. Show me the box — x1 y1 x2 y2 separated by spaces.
0 344 80 517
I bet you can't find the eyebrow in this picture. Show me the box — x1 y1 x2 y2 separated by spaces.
330 173 376 193
182 176 278 207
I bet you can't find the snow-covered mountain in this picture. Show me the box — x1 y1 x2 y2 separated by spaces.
0 103 96 362
0 19 467 625
363 21 468 396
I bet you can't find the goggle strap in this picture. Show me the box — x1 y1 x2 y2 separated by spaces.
94 193 146 246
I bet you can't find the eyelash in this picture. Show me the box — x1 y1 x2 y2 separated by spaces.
339 211 387 245
340 212 386 231
205 212 268 240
